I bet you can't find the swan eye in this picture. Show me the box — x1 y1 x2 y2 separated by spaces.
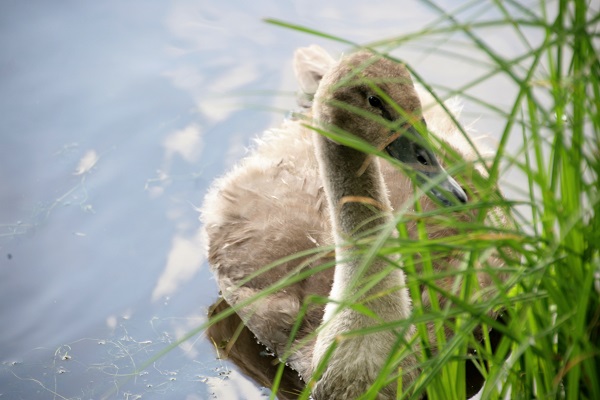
368 95 383 109
416 148 430 165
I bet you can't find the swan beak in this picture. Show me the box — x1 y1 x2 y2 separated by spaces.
421 170 468 206
385 126 468 206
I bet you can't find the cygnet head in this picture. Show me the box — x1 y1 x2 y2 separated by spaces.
313 50 467 206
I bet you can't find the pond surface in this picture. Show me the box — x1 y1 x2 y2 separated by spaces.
0 1 532 398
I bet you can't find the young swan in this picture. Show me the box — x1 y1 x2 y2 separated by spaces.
203 48 489 399
309 51 464 399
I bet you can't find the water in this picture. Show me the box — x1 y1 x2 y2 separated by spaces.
0 1 534 398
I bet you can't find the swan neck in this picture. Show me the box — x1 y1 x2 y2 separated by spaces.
316 135 392 238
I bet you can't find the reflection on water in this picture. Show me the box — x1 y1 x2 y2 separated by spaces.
0 0 529 398
207 300 306 400
152 229 205 302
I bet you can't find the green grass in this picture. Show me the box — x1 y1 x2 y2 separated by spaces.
199 1 599 399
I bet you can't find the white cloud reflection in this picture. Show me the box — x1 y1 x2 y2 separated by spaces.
163 123 204 163
163 65 205 92
163 0 273 123
74 149 99 175
204 369 268 399
152 230 204 301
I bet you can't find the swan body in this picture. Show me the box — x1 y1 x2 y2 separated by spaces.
202 45 505 399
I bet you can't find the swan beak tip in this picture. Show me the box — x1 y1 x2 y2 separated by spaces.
432 176 468 206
